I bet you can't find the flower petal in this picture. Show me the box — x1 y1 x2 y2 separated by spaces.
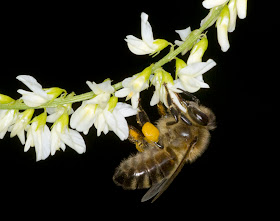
104 110 117 132
70 103 96 135
59 129 86 154
179 59 216 78
17 89 49 107
125 35 154 55
175 27 191 41
16 75 49 99
114 103 137 117
237 0 247 19
131 93 140 109
141 12 154 47
115 88 130 98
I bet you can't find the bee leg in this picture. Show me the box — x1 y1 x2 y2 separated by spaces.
164 84 179 125
135 102 163 150
128 125 146 152
178 88 200 105
136 102 151 127
180 113 192 126
157 102 167 116
166 107 179 126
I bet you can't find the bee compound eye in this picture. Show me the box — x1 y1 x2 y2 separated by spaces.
188 106 209 126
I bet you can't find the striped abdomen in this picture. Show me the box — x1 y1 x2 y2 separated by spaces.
113 147 180 190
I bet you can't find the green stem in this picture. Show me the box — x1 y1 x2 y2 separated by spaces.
0 4 225 111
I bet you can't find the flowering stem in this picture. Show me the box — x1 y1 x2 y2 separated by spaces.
0 4 225 111
152 4 226 72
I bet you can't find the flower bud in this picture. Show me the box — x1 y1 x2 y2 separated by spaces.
132 65 153 92
237 0 247 19
175 58 187 79
216 5 230 52
187 36 208 64
108 96 118 112
32 111 47 131
0 94 14 104
46 87 66 100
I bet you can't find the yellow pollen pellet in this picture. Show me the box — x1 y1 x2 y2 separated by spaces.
142 122 159 143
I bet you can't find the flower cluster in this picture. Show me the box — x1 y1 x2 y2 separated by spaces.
0 76 137 161
201 0 248 52
123 12 217 110
0 4 248 161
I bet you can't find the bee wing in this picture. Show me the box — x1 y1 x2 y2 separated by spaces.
141 137 198 203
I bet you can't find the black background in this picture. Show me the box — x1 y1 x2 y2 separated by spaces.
1 1 274 217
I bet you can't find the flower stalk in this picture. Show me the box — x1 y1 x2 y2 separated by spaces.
0 4 226 111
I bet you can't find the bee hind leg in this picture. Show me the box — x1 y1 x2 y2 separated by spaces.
128 125 146 152
157 102 167 116
134 101 164 150
136 101 151 127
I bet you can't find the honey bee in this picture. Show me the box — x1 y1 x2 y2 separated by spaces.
113 86 216 202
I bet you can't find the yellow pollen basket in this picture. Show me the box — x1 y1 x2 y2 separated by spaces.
142 122 159 143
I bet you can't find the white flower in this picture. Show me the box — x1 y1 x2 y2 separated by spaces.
51 113 86 156
115 65 151 109
125 12 168 55
174 27 193 55
24 112 51 161
9 109 34 145
70 102 97 135
176 59 216 93
236 0 247 19
187 36 208 65
86 79 114 108
111 103 137 140
228 0 247 32
46 105 73 123
216 5 230 52
0 109 18 139
17 75 65 107
94 99 137 141
150 69 186 113
70 79 115 135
